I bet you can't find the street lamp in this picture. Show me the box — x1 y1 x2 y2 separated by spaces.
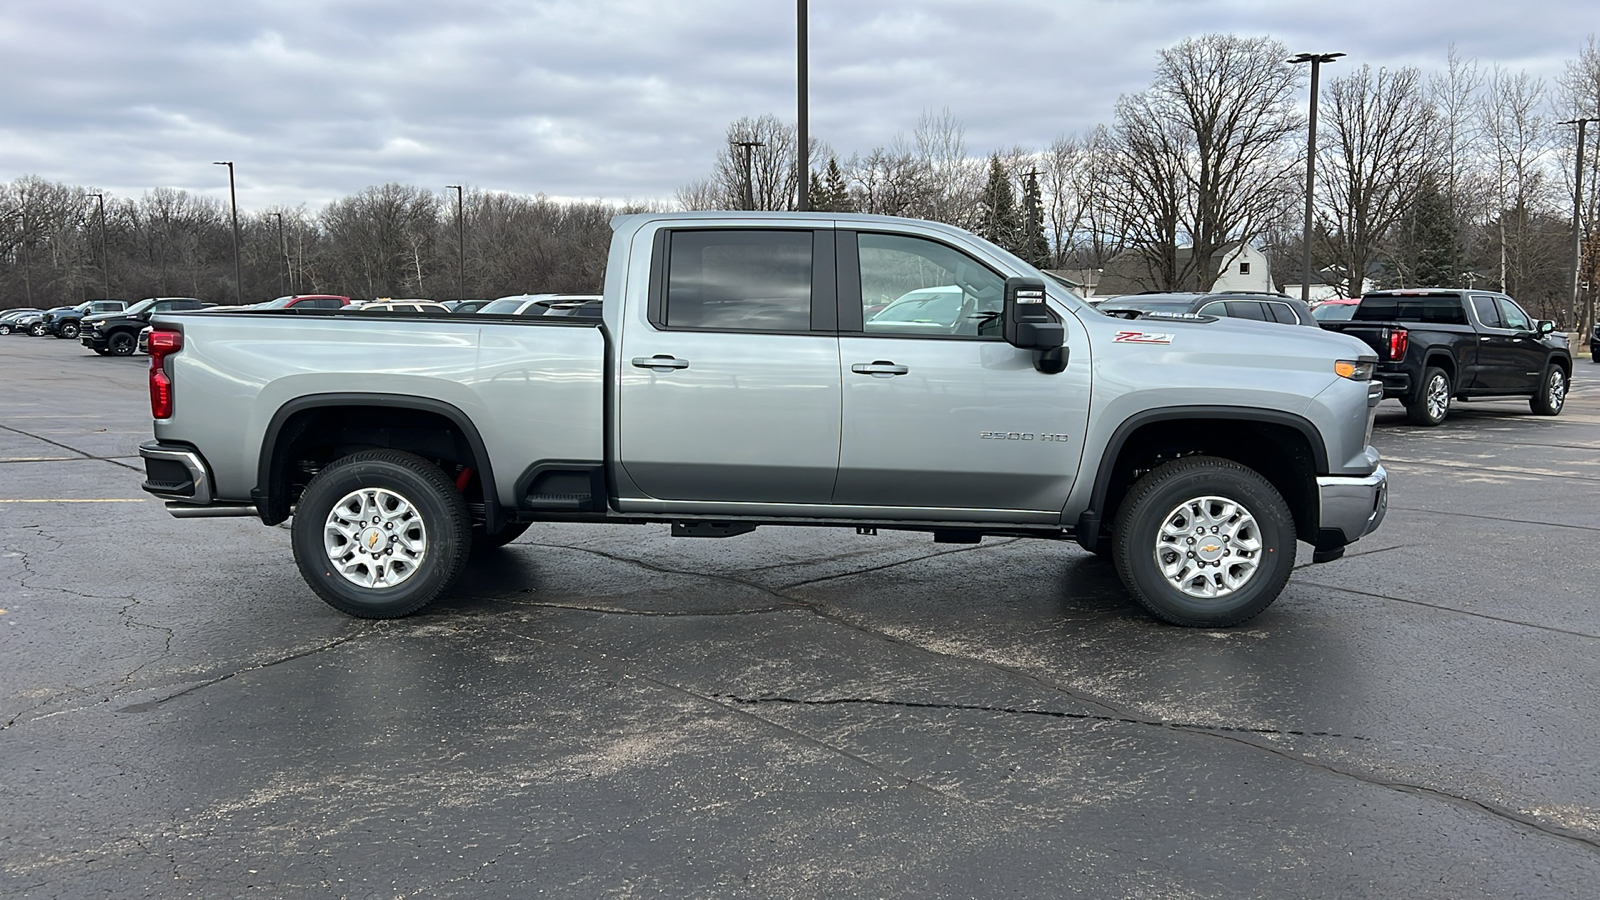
796 0 808 211
89 192 109 299
272 212 288 296
446 185 465 301
213 161 244 304
1289 51 1344 303
1558 117 1598 331
731 140 764 210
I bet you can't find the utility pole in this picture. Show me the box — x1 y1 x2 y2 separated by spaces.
732 141 764 211
213 161 244 304
89 193 109 298
1289 52 1344 302
272 212 287 296
796 0 809 211
1559 117 1598 332
446 185 466 300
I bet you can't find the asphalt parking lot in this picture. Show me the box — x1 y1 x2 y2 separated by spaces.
3 333 1599 899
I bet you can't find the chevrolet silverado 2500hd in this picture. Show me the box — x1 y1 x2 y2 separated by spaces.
138 212 1387 627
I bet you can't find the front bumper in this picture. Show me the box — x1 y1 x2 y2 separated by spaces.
1316 465 1388 546
139 441 257 518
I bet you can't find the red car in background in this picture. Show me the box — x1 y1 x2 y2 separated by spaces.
250 294 352 310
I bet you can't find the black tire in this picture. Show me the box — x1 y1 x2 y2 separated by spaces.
1529 365 1567 416
473 520 530 553
291 450 472 618
56 322 79 339
1404 366 1451 426
1110 456 1296 627
106 330 137 356
1590 349 1598 364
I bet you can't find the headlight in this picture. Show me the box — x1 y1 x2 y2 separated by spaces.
1335 359 1376 381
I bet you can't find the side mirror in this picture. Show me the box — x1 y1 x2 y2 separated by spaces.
1535 320 1556 335
1003 276 1063 350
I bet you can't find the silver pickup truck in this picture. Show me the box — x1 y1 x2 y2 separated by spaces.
139 212 1387 627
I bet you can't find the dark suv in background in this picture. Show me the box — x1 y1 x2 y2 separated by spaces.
81 297 209 356
1097 291 1319 327
42 300 128 339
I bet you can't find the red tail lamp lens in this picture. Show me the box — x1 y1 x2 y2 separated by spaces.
1387 329 1408 361
148 330 182 419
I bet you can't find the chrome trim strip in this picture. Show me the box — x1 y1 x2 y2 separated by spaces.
1316 465 1388 543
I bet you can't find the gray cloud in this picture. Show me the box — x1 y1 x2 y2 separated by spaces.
0 0 1591 210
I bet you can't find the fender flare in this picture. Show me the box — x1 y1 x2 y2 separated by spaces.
255 392 500 533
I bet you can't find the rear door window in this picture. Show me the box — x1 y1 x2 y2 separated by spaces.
663 230 813 332
1471 295 1504 328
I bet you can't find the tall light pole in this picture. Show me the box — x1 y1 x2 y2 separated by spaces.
213 161 244 304
796 0 809 211
732 140 764 210
1559 117 1598 332
446 185 465 300
1289 52 1344 302
272 212 288 296
89 192 109 299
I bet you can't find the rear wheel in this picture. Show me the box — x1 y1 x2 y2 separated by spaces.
1405 367 1451 426
0 324 11 335
107 330 137 356
291 450 472 618
1110 456 1296 627
28 322 46 336
1529 365 1567 416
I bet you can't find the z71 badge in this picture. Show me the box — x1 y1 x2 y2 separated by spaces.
1112 331 1174 344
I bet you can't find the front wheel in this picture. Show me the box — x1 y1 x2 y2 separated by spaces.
107 330 137 356
1529 365 1567 416
291 450 472 618
1404 367 1451 426
1110 456 1296 627
56 322 79 339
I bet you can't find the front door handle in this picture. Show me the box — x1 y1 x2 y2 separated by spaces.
850 360 909 377
632 355 690 371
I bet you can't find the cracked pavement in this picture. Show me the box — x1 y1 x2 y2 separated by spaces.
3 336 1600 898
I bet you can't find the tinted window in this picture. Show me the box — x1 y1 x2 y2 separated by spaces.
1223 300 1269 321
858 233 1005 338
1354 296 1468 325
1471 295 1503 328
1496 298 1531 331
1266 302 1301 324
666 230 812 332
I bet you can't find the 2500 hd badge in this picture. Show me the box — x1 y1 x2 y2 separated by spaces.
979 431 1072 441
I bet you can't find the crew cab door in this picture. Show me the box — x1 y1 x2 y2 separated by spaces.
1469 294 1544 391
616 227 842 503
831 230 1089 516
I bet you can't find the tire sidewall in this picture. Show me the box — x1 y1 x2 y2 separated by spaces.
58 322 79 339
1531 365 1565 415
107 330 136 356
1112 458 1296 627
291 451 471 618
1409 367 1450 426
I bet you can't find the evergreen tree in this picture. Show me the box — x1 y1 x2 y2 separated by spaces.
1019 171 1050 267
809 157 854 212
1390 175 1458 288
977 155 1018 251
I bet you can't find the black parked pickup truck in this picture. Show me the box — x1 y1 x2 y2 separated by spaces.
1321 289 1571 426
81 297 210 356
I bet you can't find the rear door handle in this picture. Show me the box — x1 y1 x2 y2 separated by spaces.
632 355 690 371
850 361 909 376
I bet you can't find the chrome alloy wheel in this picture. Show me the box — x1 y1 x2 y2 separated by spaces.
1154 495 1262 599
1547 369 1567 411
323 487 427 589
1425 373 1450 421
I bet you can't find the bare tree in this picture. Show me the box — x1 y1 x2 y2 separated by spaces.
1428 46 1494 281
1556 35 1600 336
1106 34 1305 291
1481 66 1558 299
1317 65 1438 298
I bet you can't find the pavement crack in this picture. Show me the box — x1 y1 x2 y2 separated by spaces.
1297 581 1600 640
0 422 142 472
777 538 1023 590
113 632 370 714
465 595 809 617
713 693 1372 741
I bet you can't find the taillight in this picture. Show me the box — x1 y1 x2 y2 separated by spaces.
148 330 182 419
1387 328 1409 362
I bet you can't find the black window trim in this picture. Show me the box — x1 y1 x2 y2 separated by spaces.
645 226 837 337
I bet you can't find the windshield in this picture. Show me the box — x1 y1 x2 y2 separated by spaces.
1312 303 1357 322
478 298 528 314
121 299 156 315
255 296 297 309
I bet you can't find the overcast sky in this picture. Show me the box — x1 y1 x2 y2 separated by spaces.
0 0 1592 212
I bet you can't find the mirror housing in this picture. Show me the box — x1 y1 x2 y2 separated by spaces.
1535 319 1556 335
1003 276 1063 350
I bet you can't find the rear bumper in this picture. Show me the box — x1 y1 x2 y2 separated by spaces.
1316 465 1388 546
1376 369 1412 399
139 441 257 518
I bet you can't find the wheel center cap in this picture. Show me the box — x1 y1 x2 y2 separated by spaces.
1196 541 1226 563
359 527 385 552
